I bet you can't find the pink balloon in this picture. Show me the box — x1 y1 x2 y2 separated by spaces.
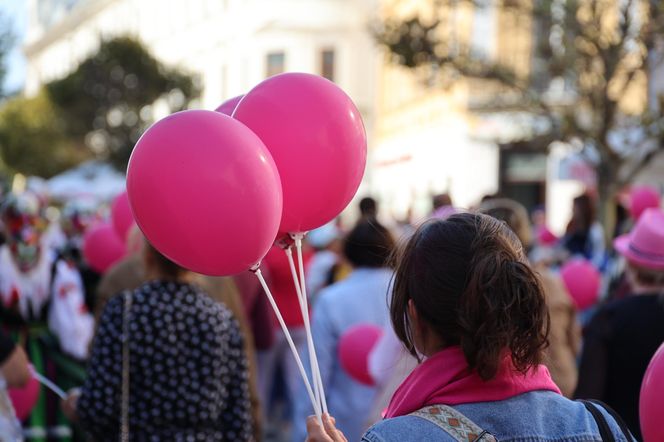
233 73 367 233
631 186 660 221
338 324 383 386
126 110 282 276
537 226 558 246
111 191 135 242
8 373 40 421
560 259 601 310
215 95 243 116
641 343 664 442
83 223 127 273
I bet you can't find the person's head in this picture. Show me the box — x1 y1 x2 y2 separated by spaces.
626 263 664 292
2 192 45 272
571 193 595 232
142 240 190 281
390 212 549 380
343 220 394 268
478 198 532 249
432 193 453 211
359 197 378 219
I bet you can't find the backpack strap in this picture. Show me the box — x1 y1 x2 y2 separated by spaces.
410 405 498 442
580 400 615 442
581 399 635 442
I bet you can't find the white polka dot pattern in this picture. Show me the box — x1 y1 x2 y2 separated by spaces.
77 280 254 441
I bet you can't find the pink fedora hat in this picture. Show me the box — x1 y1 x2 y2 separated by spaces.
614 208 664 270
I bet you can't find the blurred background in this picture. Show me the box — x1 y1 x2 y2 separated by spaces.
0 0 661 236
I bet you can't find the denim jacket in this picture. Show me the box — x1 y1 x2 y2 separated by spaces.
363 391 631 442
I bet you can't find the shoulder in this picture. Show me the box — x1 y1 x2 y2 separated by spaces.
363 415 456 442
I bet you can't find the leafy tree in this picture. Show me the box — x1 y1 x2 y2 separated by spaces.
47 37 199 170
375 0 664 231
0 92 89 178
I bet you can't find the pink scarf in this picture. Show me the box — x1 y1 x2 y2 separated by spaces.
385 346 561 418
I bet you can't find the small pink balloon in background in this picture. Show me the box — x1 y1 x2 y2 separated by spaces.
630 186 661 221
641 343 664 442
338 324 383 386
215 95 243 116
537 226 559 246
127 110 282 276
83 223 126 273
9 373 40 421
111 191 135 242
233 72 367 233
560 258 601 310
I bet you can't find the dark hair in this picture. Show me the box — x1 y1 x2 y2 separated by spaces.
359 197 378 218
390 212 549 380
344 220 394 268
144 241 188 279
432 193 452 210
568 193 595 233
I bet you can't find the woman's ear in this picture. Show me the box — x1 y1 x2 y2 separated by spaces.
408 299 425 355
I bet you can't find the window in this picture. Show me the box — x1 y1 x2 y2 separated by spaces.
320 49 335 81
266 52 285 78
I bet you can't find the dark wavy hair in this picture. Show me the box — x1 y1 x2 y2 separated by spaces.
390 212 549 380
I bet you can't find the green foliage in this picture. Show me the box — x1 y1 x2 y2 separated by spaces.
0 93 89 178
46 37 199 170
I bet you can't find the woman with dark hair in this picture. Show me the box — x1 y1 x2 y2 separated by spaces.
306 213 630 442
62 242 254 441
562 193 605 268
293 219 395 442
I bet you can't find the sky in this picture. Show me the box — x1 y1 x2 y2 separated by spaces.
1 0 28 94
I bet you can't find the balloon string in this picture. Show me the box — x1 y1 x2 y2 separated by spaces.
31 369 66 400
253 267 321 422
293 234 329 414
285 246 323 411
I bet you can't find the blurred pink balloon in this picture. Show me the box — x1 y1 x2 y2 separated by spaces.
537 226 558 246
215 95 243 116
630 186 660 221
83 223 127 273
111 191 135 242
560 259 600 310
8 373 40 421
233 73 367 233
126 110 282 276
641 343 664 442
338 324 383 386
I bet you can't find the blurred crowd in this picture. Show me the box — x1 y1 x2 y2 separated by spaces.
0 184 661 441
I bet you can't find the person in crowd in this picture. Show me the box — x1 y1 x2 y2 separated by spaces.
431 193 453 212
62 241 254 441
0 329 30 438
575 207 664 439
562 193 605 268
479 198 581 397
305 221 346 302
94 233 263 439
0 191 93 440
359 197 379 221
293 220 395 441
306 213 631 442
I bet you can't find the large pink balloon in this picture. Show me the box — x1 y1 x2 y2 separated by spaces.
9 373 41 421
233 73 367 233
111 191 135 242
126 110 282 276
560 259 601 310
338 324 383 386
83 223 127 273
215 95 243 116
641 343 664 442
